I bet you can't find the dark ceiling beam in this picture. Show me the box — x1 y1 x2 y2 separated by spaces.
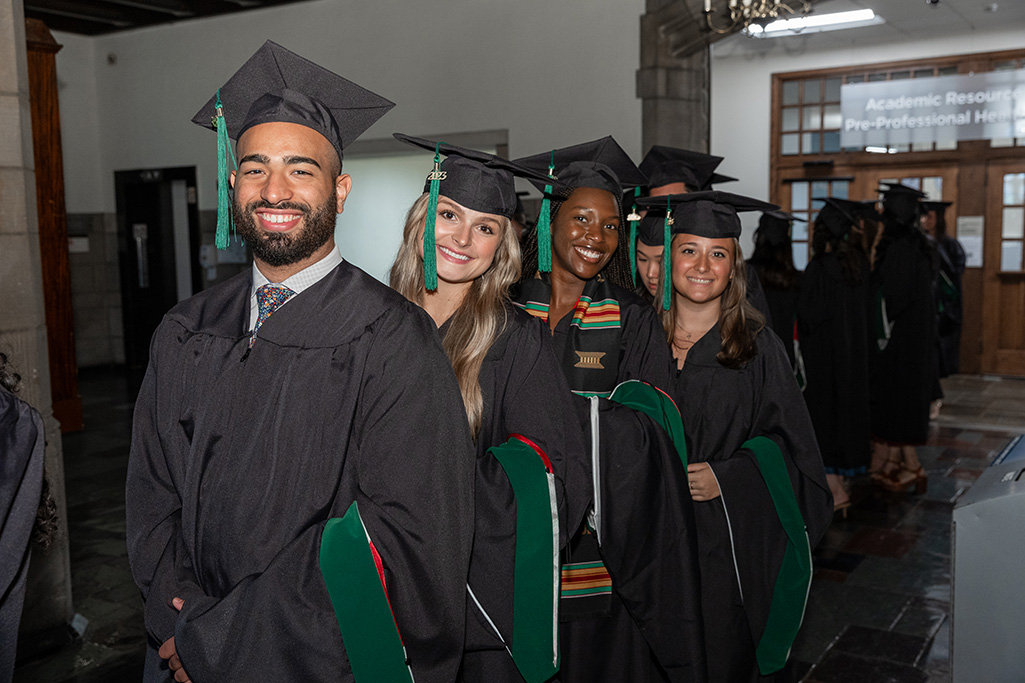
24 0 135 28
23 10 113 34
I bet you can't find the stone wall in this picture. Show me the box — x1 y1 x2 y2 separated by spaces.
66 212 123 367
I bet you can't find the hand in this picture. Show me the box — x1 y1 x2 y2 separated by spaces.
686 462 721 502
157 598 192 682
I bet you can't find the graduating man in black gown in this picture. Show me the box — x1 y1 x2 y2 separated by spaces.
126 42 475 683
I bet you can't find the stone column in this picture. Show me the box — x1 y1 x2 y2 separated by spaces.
637 0 711 153
0 0 74 654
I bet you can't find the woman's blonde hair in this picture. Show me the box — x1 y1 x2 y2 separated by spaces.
658 236 764 368
390 193 520 436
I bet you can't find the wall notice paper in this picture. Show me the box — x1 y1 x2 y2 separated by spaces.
957 216 984 268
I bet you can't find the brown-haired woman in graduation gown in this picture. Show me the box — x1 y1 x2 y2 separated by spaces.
636 191 832 683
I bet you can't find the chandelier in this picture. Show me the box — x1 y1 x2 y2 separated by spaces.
703 0 813 35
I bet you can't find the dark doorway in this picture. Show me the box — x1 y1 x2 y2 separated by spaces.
114 167 201 392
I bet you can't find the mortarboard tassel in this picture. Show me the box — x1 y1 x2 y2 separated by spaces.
627 186 642 285
423 143 442 291
537 152 556 273
213 89 237 250
662 196 672 311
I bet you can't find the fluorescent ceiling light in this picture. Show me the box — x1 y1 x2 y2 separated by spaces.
745 9 884 37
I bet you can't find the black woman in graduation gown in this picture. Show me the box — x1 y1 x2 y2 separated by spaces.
126 43 474 683
797 199 872 513
388 135 585 683
869 184 936 494
637 191 832 683
514 138 705 683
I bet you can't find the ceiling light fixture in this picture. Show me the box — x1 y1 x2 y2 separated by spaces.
743 8 884 37
703 0 813 35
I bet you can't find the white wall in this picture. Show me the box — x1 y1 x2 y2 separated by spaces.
710 25 1025 255
53 0 644 218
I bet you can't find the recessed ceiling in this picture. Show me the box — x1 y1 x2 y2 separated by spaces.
23 0 317 36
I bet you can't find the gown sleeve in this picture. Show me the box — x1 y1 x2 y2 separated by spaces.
704 332 831 669
133 308 475 683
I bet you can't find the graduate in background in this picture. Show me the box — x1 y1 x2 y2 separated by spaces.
126 42 474 683
514 138 705 683
747 211 803 369
921 200 965 379
798 199 872 514
638 190 831 683
388 134 583 683
869 183 936 494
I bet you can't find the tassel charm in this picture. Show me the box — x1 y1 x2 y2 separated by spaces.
423 144 442 291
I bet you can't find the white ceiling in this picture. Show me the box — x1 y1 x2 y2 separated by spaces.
720 0 1025 52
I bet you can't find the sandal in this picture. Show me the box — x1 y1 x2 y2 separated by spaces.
879 464 928 495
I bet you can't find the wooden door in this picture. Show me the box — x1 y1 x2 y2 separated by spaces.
982 162 1025 376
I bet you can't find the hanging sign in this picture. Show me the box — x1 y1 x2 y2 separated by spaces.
841 69 1025 148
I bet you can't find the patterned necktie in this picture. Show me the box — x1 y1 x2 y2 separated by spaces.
251 284 296 348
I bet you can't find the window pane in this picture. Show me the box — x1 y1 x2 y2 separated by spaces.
922 177 943 201
994 60 1019 72
782 108 800 132
791 182 809 210
822 105 842 130
824 77 842 101
1004 173 1025 205
793 219 809 240
1003 207 1025 238
802 79 821 103
912 142 934 152
832 181 849 199
868 72 887 82
811 181 829 199
936 139 958 151
846 75 865 84
891 70 911 81
991 138 1015 148
791 211 809 223
1000 240 1023 271
802 132 820 154
782 133 800 156
792 243 809 270
783 81 800 106
823 131 841 153
901 177 922 191
803 106 821 130
938 66 958 76
913 68 934 78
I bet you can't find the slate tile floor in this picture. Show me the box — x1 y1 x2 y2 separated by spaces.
12 370 1025 682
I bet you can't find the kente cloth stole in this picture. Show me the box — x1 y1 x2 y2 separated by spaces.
515 276 623 398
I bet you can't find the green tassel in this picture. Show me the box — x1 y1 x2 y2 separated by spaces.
423 144 442 290
628 186 641 285
537 152 556 273
662 196 672 311
213 89 236 250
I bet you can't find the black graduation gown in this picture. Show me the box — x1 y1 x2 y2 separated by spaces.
126 263 475 683
670 324 832 683
745 264 774 330
798 253 872 474
870 234 937 445
515 278 705 683
0 386 45 681
760 274 801 369
935 236 966 376
453 306 586 683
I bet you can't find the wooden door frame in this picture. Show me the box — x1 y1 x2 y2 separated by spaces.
983 161 1025 375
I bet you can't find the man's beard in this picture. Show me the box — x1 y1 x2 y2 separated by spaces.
235 195 337 268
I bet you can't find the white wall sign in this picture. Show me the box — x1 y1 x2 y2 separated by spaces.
956 215 984 269
841 69 1025 148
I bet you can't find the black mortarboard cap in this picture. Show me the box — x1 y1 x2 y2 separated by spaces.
878 182 926 226
636 212 667 247
813 198 860 239
702 172 738 190
921 200 953 213
192 41 394 248
635 191 779 308
639 146 724 192
853 200 882 222
394 133 554 290
514 136 646 272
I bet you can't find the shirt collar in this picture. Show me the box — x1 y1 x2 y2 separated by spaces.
250 245 344 297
